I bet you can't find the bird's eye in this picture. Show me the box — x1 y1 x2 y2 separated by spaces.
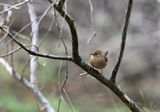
94 52 97 55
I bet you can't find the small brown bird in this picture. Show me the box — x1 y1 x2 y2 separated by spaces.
90 50 108 69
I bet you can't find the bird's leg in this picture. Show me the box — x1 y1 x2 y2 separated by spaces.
80 65 94 76
80 72 88 76
101 69 102 74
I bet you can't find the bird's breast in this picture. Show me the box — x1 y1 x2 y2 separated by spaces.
90 55 107 69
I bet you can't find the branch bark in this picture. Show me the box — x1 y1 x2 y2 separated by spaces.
27 1 39 84
0 0 141 111
75 61 141 112
54 2 80 62
52 0 141 111
0 0 29 14
0 58 56 112
110 0 133 84
0 27 72 61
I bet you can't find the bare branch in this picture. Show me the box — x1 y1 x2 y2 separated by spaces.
88 0 94 24
87 0 96 44
87 31 96 44
48 0 141 112
27 1 39 85
0 46 21 57
0 3 19 9
0 0 30 14
57 61 63 112
75 61 141 112
0 58 56 112
37 2 55 27
63 89 77 112
56 0 66 9
57 37 70 111
0 27 72 61
110 0 133 84
1 0 141 111
1 23 141 112
54 3 80 61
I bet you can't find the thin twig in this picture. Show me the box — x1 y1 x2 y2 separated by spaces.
87 0 96 44
0 58 56 112
0 23 30 54
55 0 140 111
57 0 68 46
58 37 69 111
0 3 19 9
75 61 141 112
0 0 30 14
54 8 61 31
2 23 141 112
0 27 72 61
10 41 15 78
88 0 94 24
2 0 141 111
49 0 141 111
57 60 63 112
37 2 55 27
87 31 96 44
21 59 30 77
110 0 133 84
56 5 74 107
54 3 80 61
63 89 77 112
0 46 21 57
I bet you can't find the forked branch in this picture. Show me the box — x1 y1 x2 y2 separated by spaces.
0 0 141 111
54 1 80 62
0 58 56 112
0 27 72 61
52 0 141 112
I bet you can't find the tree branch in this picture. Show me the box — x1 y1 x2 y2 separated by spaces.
74 60 141 112
0 0 30 14
0 46 21 57
0 58 56 112
0 27 72 61
1 0 141 111
52 0 141 111
57 0 66 9
54 2 80 62
27 1 39 85
110 0 133 83
47 0 141 111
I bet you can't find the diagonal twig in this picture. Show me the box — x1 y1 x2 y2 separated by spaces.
0 46 21 57
57 39 69 111
0 58 56 112
0 27 72 61
75 61 141 112
0 0 30 14
1 0 141 111
47 0 141 112
110 0 133 84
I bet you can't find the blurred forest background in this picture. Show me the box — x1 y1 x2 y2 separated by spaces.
1 0 160 112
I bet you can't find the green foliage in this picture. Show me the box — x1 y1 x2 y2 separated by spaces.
0 92 36 112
